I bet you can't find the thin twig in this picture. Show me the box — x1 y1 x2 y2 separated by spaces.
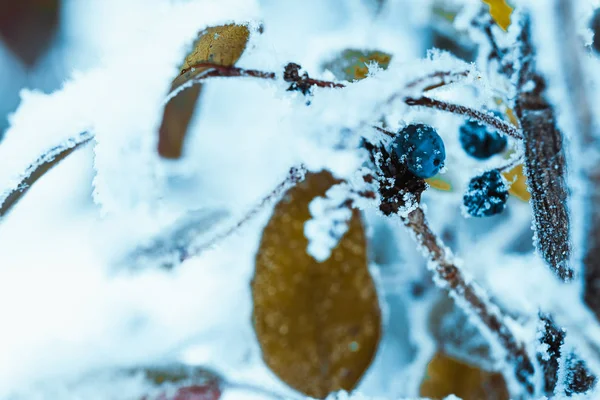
183 165 307 260
0 64 498 220
282 62 346 90
404 70 472 92
372 126 395 137
180 63 277 80
403 206 534 395
405 96 523 140
495 154 524 173
0 131 94 219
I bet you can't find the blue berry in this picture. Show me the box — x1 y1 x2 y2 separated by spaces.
394 124 445 179
459 112 507 160
463 170 508 217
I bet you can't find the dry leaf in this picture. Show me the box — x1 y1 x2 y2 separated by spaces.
158 24 250 159
252 171 381 398
0 0 59 67
503 164 530 202
322 49 392 81
180 25 250 72
425 176 452 192
157 84 202 159
420 352 509 400
482 0 513 31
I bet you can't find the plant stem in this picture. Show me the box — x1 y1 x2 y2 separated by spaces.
0 131 94 219
514 16 572 281
405 96 523 140
183 165 307 260
403 206 535 395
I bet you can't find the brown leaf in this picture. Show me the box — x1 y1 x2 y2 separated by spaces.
420 352 509 400
322 49 392 81
158 24 250 159
252 171 381 398
0 0 59 67
157 84 202 159
180 25 250 72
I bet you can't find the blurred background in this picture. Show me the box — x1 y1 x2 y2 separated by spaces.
0 0 114 139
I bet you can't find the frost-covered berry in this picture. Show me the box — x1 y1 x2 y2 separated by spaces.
394 124 446 179
463 170 508 217
459 113 507 160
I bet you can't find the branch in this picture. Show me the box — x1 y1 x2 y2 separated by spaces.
403 207 534 395
404 70 472 92
0 64 497 219
0 131 94 219
405 96 523 140
514 16 573 281
121 166 306 269
183 165 307 260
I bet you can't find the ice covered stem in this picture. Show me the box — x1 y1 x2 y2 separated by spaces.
0 131 94 219
404 96 523 140
182 165 307 261
403 206 535 395
537 314 597 396
514 16 572 281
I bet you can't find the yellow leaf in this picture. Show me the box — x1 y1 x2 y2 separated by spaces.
426 175 452 192
322 49 392 81
503 164 530 202
482 0 513 31
180 24 250 72
158 24 250 159
252 171 381 398
420 352 509 400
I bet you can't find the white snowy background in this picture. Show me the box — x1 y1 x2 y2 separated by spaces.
1 0 600 399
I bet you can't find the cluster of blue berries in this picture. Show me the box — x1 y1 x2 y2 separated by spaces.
459 111 511 217
393 124 446 179
390 117 510 218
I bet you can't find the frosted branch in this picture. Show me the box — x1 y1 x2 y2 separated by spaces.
403 207 535 395
0 131 93 219
404 96 523 140
514 16 573 281
182 165 307 261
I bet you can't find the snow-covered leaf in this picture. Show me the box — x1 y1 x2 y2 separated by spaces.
252 171 380 398
482 0 513 31
158 24 250 159
322 49 392 81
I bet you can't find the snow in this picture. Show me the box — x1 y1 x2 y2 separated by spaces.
2 0 600 399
